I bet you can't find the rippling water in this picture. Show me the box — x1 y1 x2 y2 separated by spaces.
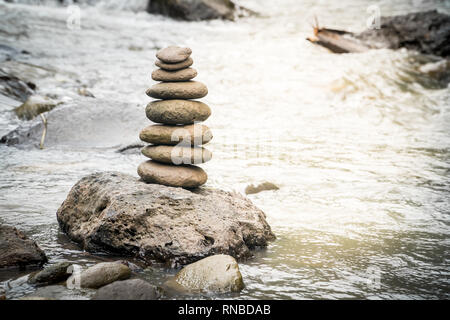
0 0 449 299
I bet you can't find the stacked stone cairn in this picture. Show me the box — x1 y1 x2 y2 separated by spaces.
138 46 212 188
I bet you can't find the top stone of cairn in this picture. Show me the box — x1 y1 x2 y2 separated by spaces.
156 46 192 64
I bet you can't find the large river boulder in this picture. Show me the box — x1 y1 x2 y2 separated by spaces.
356 10 450 57
56 172 275 267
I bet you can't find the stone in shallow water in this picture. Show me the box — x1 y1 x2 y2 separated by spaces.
142 145 212 164
155 57 193 71
156 46 192 63
164 254 244 294
28 262 72 285
152 67 197 82
0 225 47 269
146 99 211 125
66 262 131 289
146 81 208 100
92 279 160 300
56 172 275 267
139 124 212 146
138 160 207 188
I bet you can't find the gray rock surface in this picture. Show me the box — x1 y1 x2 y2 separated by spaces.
56 172 275 267
139 124 213 146
0 225 47 269
146 99 211 125
92 278 160 300
155 57 193 71
138 160 207 188
146 81 208 100
152 67 197 82
164 254 244 293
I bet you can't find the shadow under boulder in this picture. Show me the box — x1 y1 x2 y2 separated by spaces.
56 172 275 268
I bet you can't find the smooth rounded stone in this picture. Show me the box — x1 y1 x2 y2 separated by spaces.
142 145 212 165
28 262 72 285
156 46 192 63
146 81 207 100
245 182 279 195
146 100 211 125
138 160 207 188
164 255 244 294
151 68 197 82
155 57 193 71
66 262 131 289
139 124 212 146
56 172 275 267
0 225 47 269
92 279 160 300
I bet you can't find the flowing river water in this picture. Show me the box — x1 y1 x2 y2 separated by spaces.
0 0 449 299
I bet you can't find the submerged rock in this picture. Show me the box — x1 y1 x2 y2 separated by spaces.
28 262 72 286
66 262 131 289
92 279 160 300
21 285 95 300
0 68 35 102
56 172 275 267
164 254 244 293
356 10 450 57
1 98 148 148
0 225 47 269
245 182 279 195
147 0 237 21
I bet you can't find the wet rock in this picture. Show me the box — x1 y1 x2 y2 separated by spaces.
146 99 211 125
0 225 47 269
156 46 192 63
356 10 450 57
66 262 131 289
152 67 197 82
245 182 279 195
56 172 275 267
92 279 160 300
147 0 237 21
28 262 72 286
77 87 95 98
138 160 207 188
0 68 35 102
155 57 193 71
142 145 212 164
146 81 208 100
139 124 212 146
164 254 244 293
21 285 95 300
1 98 148 148
14 95 58 120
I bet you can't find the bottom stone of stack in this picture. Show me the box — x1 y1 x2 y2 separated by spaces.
138 160 207 188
